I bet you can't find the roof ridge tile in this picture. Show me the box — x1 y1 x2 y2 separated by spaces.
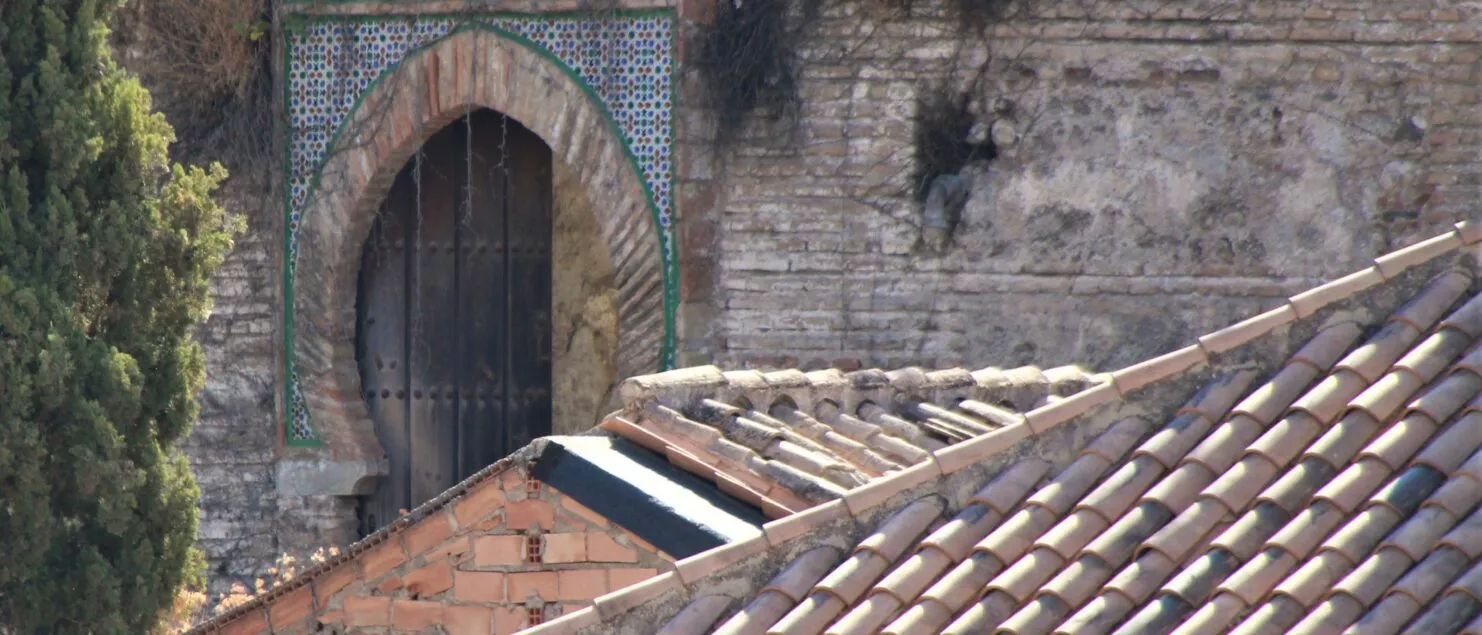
1024 382 1120 435
1290 267 1387 319
1375 232 1467 280
1110 345 1210 397
762 498 849 547
841 457 943 517
934 423 1032 474
674 532 769 587
1457 219 1482 244
1197 305 1298 357
592 570 681 621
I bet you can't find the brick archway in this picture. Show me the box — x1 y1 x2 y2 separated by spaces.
288 27 665 482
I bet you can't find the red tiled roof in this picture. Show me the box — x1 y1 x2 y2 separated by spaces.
604 363 1102 518
527 222 1482 634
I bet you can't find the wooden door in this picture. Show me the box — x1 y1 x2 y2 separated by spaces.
356 109 553 534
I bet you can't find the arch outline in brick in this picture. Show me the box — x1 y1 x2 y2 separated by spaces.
285 22 672 473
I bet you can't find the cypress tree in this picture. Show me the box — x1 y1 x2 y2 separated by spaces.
0 0 238 631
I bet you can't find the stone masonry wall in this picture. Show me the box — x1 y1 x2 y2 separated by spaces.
673 0 1478 373
211 465 672 635
552 160 621 435
187 182 283 597
182 0 1482 605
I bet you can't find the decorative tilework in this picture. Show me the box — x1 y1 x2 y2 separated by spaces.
284 13 675 442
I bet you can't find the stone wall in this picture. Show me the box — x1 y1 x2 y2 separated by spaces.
551 161 621 435
673 0 1476 372
187 180 284 596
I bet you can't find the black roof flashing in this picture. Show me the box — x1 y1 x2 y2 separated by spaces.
528 436 767 559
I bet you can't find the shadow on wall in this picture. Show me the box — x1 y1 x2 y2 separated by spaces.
552 160 620 434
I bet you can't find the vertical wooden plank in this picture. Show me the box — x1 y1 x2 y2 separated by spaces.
504 117 554 451
356 162 415 532
460 109 507 472
408 120 462 505
355 109 556 532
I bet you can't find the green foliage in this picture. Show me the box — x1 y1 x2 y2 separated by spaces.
0 0 239 631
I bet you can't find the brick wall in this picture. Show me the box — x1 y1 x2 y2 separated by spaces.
673 0 1476 373
213 464 672 634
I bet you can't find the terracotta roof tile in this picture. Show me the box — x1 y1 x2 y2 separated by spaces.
967 458 1053 518
1402 592 1481 634
1143 496 1230 563
1056 591 1139 634
1025 454 1116 517
1291 267 1386 318
1351 593 1425 635
611 361 1099 511
1275 550 1352 606
868 547 953 604
1037 509 1110 560
658 596 733 635
916 551 1003 613
823 593 900 634
978 505 1060 569
938 590 1016 634
764 593 845 635
1141 462 1215 513
1182 413 1270 473
879 598 956 635
1203 453 1282 513
1078 456 1167 522
1363 413 1445 471
813 551 889 606
574 231 1482 635
988 547 1068 604
1266 500 1346 558
1414 410 1482 473
1039 555 1114 607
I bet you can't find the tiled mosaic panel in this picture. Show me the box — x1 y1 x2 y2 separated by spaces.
286 15 674 441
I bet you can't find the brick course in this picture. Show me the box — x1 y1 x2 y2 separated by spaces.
673 0 1472 373
208 465 675 634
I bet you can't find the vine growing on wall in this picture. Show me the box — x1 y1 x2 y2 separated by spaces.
691 0 822 150
114 0 277 178
692 0 1025 154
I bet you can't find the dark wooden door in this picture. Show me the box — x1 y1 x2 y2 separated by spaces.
356 109 553 534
